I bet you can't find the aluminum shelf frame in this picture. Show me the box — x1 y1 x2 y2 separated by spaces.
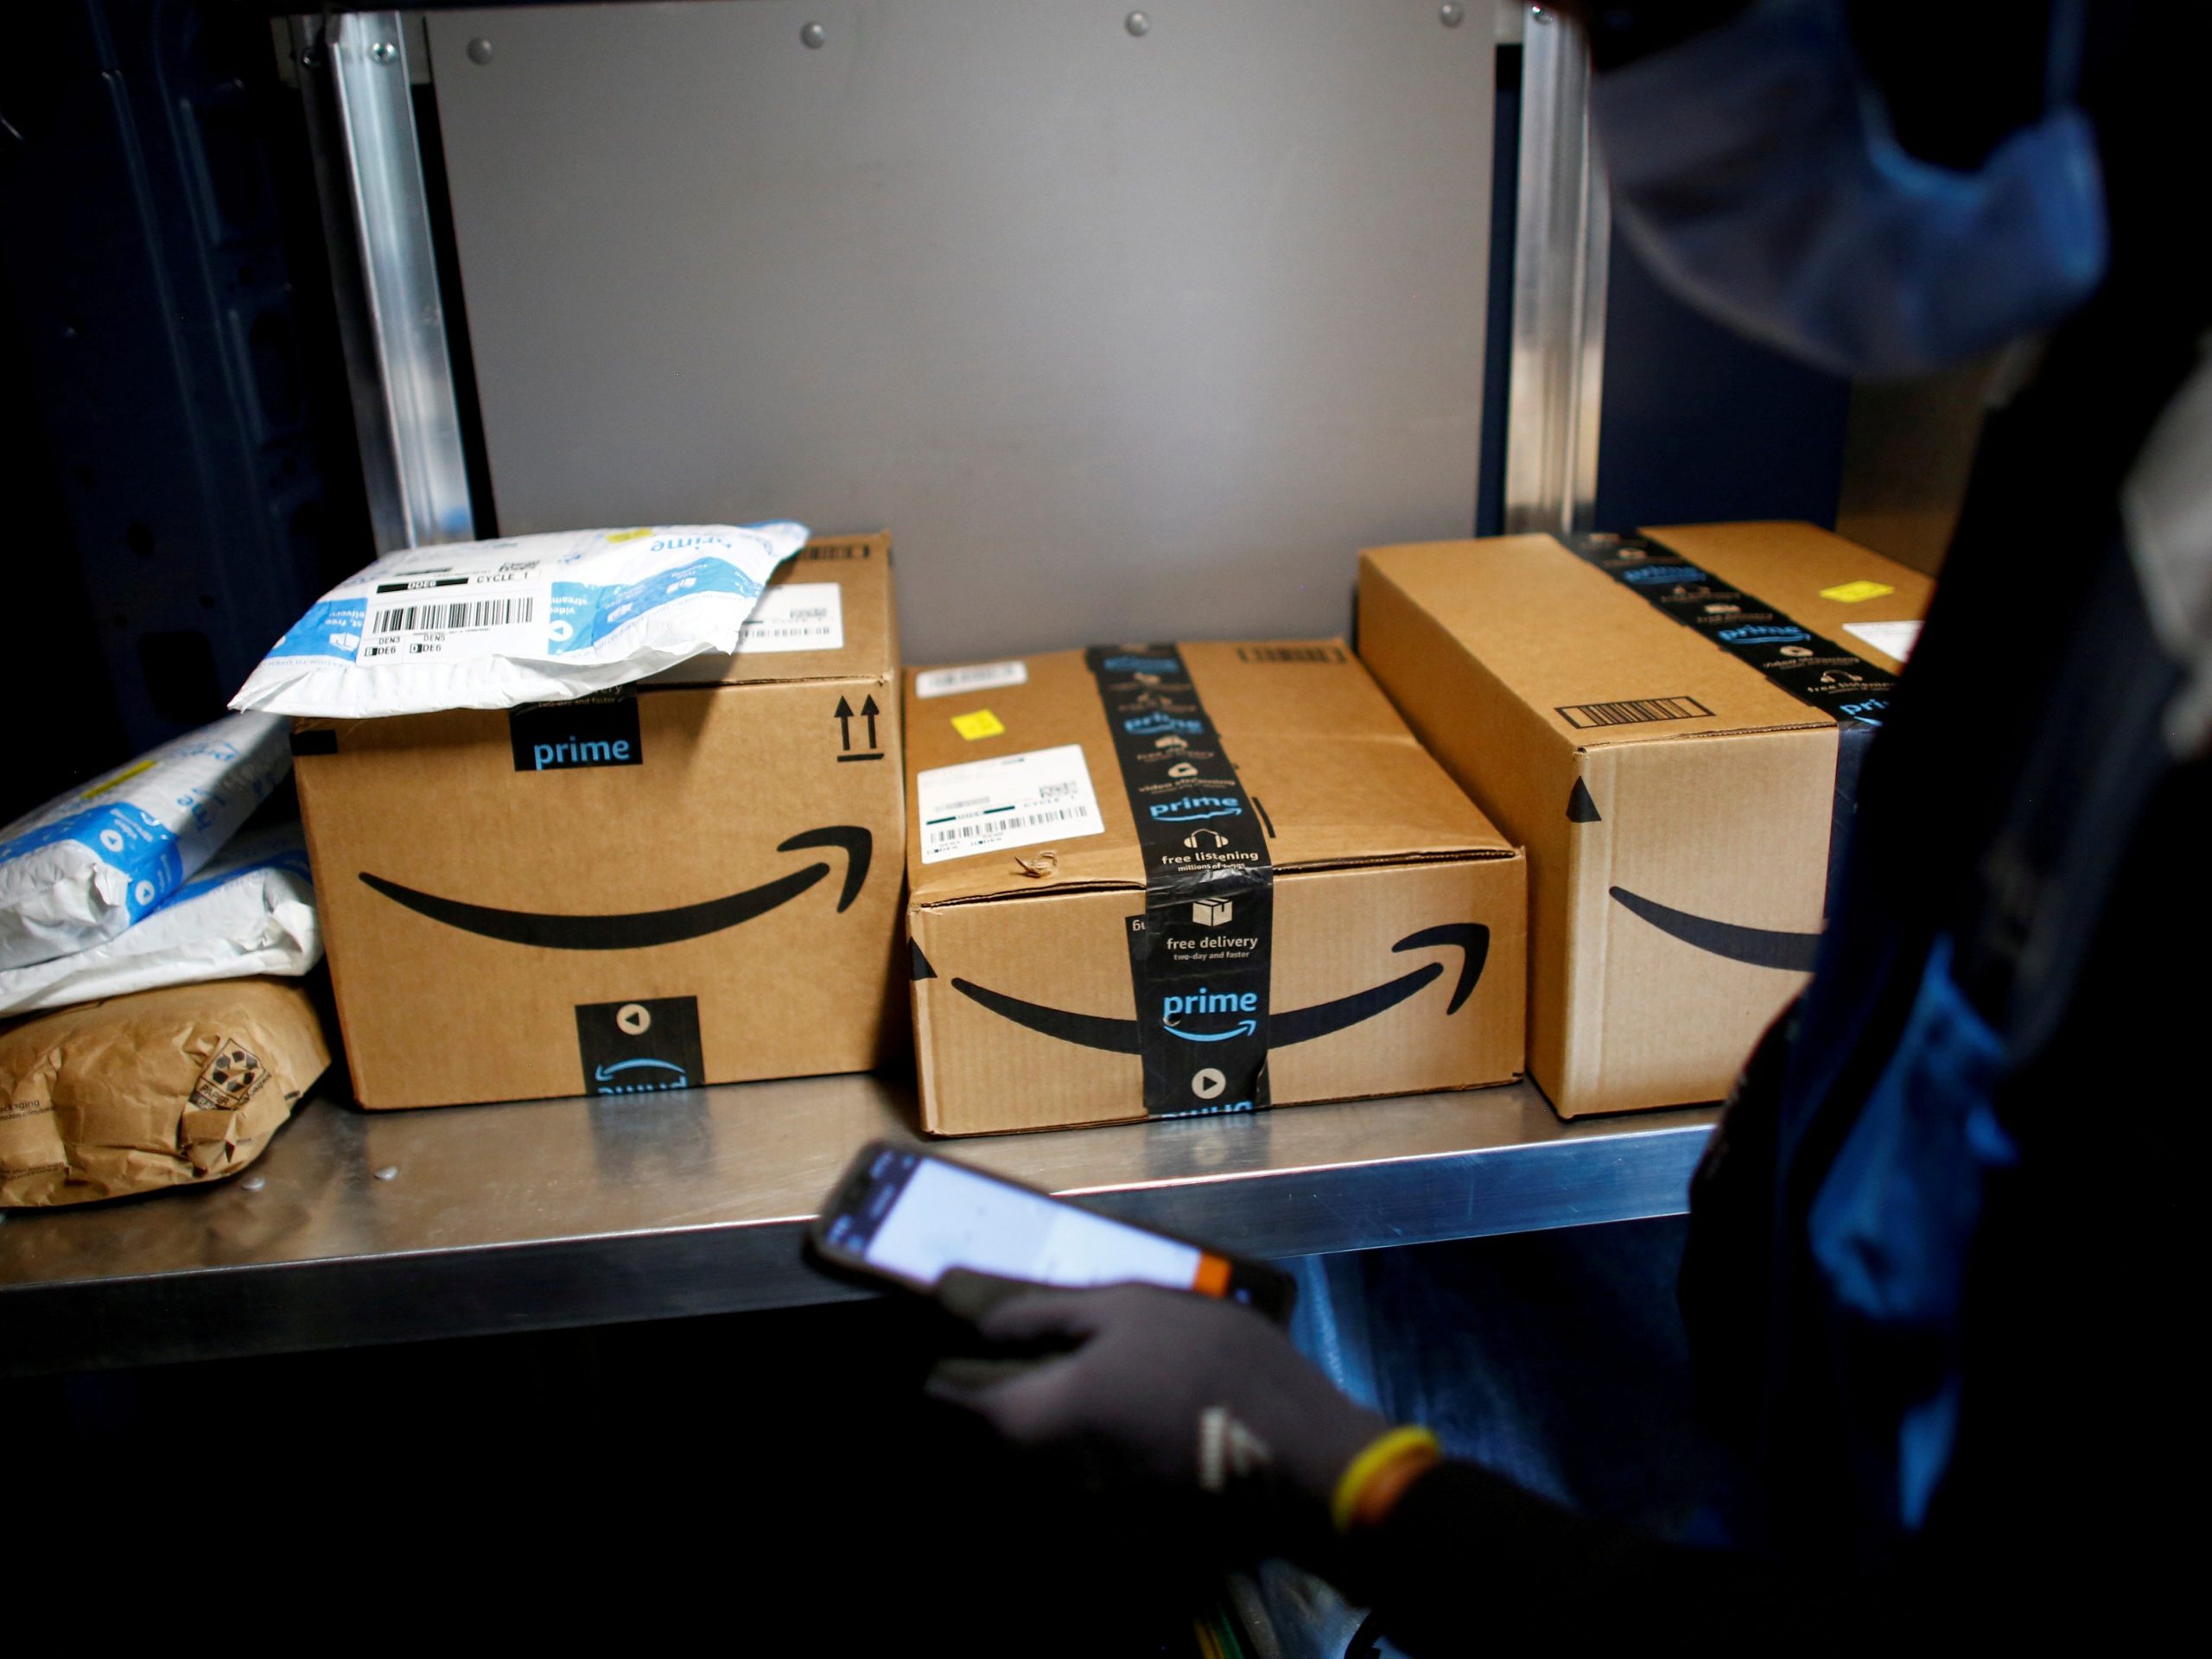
0 1075 1713 1376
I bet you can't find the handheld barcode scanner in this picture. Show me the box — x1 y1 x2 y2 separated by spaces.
805 1141 1295 1323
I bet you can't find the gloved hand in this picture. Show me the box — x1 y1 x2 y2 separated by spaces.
930 1272 1393 1561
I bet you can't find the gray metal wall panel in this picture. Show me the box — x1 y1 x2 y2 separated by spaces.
427 0 1492 663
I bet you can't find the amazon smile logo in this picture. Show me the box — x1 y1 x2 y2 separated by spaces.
914 923 1489 1053
592 1057 691 1093
1166 1020 1256 1042
1716 622 1809 646
1124 712 1204 737
1608 887 1820 972
1620 563 1705 586
1149 794 1243 823
1163 988 1259 1042
1566 782 1820 972
359 824 871 950
575 995 703 1099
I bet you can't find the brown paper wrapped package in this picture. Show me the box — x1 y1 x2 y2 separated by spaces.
1 977 330 1208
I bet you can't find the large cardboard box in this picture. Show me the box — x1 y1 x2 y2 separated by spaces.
1358 522 1933 1117
904 642 1526 1135
296 536 904 1108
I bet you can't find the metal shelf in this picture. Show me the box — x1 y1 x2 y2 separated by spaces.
0 1073 1713 1376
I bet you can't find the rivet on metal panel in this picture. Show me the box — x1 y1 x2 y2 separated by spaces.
1125 11 1151 37
369 39 399 65
801 22 827 48
1531 6 1554 22
373 1165 400 1181
1440 3 1466 25
466 37 494 66
242 1174 268 1192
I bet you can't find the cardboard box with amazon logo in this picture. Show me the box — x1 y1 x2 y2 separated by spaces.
1358 522 1934 1117
295 536 904 1109
903 642 1527 1136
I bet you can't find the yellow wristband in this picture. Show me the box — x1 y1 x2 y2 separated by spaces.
1330 1426 1443 1535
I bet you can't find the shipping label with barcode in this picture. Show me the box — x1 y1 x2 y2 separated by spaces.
1555 695 1714 731
734 582 844 655
917 742 1104 865
1235 645 1345 664
359 572 550 662
914 659 1030 700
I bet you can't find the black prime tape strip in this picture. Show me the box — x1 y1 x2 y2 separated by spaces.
1556 532 1901 918
1556 532 1902 727
509 687 644 773
1084 645 1274 1117
575 995 704 1096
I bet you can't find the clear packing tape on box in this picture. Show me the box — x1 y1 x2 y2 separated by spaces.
0 712 291 971
229 522 810 719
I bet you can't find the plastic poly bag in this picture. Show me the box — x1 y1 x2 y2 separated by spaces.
0 712 290 971
0 825 319 1017
229 522 810 718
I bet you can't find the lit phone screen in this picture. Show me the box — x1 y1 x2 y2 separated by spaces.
840 1151 1209 1294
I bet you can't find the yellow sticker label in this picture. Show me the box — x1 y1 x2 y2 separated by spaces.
950 709 1006 741
1820 580 1896 604
78 758 157 800
605 528 655 543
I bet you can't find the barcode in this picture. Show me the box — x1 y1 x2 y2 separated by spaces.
926 806 1089 843
371 596 536 636
1556 695 1713 730
1236 645 1344 664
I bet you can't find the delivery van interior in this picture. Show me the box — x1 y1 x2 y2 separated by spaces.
4 3 2192 1651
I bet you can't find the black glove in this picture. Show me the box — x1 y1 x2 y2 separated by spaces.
931 1273 1392 1562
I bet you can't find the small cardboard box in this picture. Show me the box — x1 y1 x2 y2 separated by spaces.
1358 522 1933 1117
904 642 1526 1136
296 536 904 1109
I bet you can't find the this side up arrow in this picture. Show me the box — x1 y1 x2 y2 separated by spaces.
860 694 880 750
833 695 854 752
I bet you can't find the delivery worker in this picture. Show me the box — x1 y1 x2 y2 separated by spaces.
935 1 2202 1644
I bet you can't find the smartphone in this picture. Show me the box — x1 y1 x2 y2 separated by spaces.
807 1141 1295 1322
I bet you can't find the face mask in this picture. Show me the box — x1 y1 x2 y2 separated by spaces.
1594 0 2107 379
